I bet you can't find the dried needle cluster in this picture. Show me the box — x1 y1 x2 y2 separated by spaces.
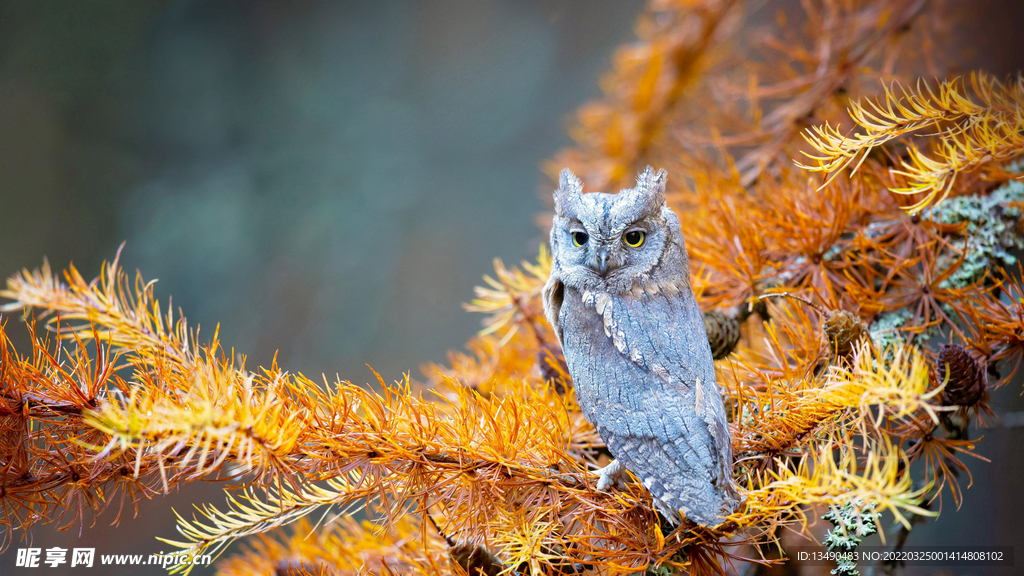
2 1 1023 575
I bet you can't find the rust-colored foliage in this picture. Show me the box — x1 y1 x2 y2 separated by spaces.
214 516 448 576
1 1 1022 575
800 73 1024 212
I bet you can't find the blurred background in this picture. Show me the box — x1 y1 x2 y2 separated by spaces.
0 1 642 573
2 1 1023 575
0 0 644 384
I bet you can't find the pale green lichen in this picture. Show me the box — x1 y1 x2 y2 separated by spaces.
822 500 878 576
868 179 1024 348
926 178 1024 289
868 308 911 351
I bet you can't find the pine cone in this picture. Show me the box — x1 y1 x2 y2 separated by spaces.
822 310 868 362
450 542 504 576
537 344 570 394
452 540 582 576
936 344 987 407
736 298 770 323
704 310 741 360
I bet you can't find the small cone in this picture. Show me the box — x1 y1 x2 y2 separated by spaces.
737 298 770 322
704 310 741 360
936 344 987 407
450 542 504 576
537 344 571 394
823 310 868 362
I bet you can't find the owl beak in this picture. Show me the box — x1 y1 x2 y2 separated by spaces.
596 247 610 276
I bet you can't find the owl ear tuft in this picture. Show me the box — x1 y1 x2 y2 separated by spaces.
554 169 584 217
636 166 667 208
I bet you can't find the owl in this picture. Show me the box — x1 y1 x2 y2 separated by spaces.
542 166 743 527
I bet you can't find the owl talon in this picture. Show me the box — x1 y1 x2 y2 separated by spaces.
595 459 630 491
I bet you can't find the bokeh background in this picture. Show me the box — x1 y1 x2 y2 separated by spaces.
1 1 1023 575
0 1 642 573
0 0 643 384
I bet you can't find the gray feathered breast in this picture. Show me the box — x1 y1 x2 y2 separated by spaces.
542 167 742 527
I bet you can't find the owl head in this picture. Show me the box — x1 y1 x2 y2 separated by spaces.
549 166 688 294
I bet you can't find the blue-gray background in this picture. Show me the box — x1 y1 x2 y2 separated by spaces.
0 1 642 573
1 0 641 383
1 1 1022 575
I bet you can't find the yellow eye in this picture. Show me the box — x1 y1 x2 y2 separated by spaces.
624 230 645 247
572 231 589 247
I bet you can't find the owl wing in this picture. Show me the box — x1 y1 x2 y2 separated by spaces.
590 288 741 525
542 275 565 346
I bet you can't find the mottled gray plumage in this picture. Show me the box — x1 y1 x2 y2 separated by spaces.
542 167 743 527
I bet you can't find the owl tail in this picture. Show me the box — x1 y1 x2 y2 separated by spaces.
656 488 741 528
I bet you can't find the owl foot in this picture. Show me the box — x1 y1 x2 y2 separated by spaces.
594 459 630 491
